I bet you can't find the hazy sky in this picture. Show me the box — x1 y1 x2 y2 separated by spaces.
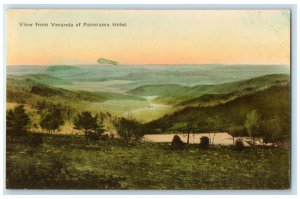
7 9 290 65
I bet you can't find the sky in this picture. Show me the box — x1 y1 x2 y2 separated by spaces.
6 9 290 65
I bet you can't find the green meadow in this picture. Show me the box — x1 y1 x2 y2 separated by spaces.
6 134 290 189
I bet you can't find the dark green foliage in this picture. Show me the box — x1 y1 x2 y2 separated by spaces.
113 117 144 142
73 112 105 144
6 105 30 135
177 92 239 107
31 85 62 97
235 139 244 151
227 126 247 145
261 117 290 145
40 106 65 133
34 100 73 119
171 135 185 150
74 111 99 132
200 136 210 149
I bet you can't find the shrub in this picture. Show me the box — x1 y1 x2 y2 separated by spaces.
261 118 289 146
6 105 30 135
235 138 244 151
74 112 105 144
200 136 210 149
113 117 144 142
40 106 65 133
171 135 185 150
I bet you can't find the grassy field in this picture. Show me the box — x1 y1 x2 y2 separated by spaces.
6 133 290 190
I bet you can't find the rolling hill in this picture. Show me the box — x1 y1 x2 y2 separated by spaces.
128 74 289 105
7 74 73 87
7 75 145 106
128 84 189 96
144 83 290 135
46 65 82 73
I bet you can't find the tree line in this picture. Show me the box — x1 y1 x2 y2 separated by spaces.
6 101 145 144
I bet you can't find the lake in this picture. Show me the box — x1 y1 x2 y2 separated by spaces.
143 132 251 146
144 132 232 144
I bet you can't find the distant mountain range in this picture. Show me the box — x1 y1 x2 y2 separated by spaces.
46 65 81 73
128 74 289 106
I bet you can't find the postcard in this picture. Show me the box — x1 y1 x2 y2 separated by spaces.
6 9 291 190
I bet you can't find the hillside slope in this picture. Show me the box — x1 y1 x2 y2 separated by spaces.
7 75 145 106
145 83 290 135
46 65 81 73
7 74 73 87
128 74 289 105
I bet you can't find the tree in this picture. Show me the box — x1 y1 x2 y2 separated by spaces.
40 106 65 133
34 100 73 120
73 112 104 144
227 126 246 145
171 135 185 150
113 117 143 142
244 110 261 146
206 117 221 144
261 118 288 146
6 105 30 135
185 122 194 144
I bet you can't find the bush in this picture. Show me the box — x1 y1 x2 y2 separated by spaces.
235 139 244 151
74 112 105 144
6 105 30 135
171 135 185 150
113 117 144 142
200 136 210 149
40 106 65 133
